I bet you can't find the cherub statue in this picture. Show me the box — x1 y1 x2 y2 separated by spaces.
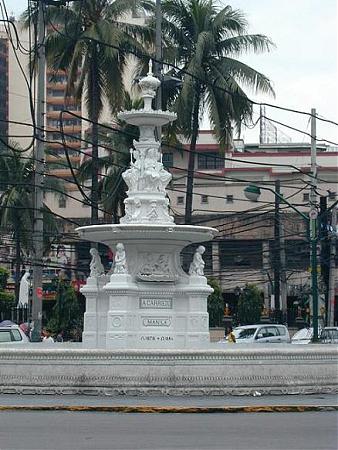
89 248 105 277
113 243 128 274
189 245 206 276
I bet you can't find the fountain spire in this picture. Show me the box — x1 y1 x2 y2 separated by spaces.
118 59 177 225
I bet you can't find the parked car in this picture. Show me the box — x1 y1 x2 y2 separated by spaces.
219 324 290 344
0 324 30 344
320 327 338 344
291 327 338 344
291 327 314 344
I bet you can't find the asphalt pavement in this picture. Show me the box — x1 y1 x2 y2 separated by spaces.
0 410 337 449
0 393 337 412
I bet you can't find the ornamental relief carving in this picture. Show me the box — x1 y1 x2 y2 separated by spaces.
136 253 178 282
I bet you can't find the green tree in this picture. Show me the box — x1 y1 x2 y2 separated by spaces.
237 284 263 325
23 0 153 224
0 267 9 291
161 0 275 223
0 146 62 301
46 279 83 338
0 266 14 305
207 277 224 327
78 94 142 222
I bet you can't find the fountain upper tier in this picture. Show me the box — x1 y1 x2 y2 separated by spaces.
118 63 176 127
118 108 176 128
77 223 217 249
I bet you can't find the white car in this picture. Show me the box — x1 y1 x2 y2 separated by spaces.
291 327 314 344
320 327 338 344
219 324 290 344
0 325 30 344
291 327 338 344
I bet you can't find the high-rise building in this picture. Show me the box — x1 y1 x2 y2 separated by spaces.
45 68 82 177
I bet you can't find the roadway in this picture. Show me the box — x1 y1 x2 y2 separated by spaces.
0 410 337 450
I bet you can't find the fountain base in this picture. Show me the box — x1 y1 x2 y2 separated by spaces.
0 346 337 396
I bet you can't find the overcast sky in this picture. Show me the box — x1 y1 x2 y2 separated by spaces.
3 0 338 145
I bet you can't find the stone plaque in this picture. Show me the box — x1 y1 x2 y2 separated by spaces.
140 335 174 342
142 316 172 327
139 298 173 309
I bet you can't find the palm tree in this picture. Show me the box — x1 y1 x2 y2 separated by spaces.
0 145 62 301
78 93 142 222
161 0 275 223
23 0 153 225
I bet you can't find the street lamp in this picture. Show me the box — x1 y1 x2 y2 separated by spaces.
244 183 319 341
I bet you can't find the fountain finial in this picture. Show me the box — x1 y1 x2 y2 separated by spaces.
148 59 153 76
138 59 161 109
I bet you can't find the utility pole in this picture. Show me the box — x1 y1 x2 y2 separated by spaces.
273 179 281 317
154 0 162 138
310 108 319 341
280 221 287 320
319 196 329 324
328 207 337 326
31 0 46 341
259 105 264 144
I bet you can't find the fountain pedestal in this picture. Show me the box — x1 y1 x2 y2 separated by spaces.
78 224 216 348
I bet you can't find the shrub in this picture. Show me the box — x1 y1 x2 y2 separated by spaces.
237 284 263 325
0 267 10 291
207 277 224 327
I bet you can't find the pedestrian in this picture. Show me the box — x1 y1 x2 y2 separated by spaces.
226 326 236 343
42 328 54 343
56 330 64 342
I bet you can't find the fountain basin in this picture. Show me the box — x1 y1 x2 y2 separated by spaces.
76 223 217 247
0 345 336 396
118 109 176 127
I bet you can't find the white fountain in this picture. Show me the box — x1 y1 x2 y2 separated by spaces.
0 63 336 397
77 61 218 349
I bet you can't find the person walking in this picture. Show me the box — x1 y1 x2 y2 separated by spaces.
42 328 54 343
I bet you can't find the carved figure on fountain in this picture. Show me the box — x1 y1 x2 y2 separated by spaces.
113 243 128 274
89 248 105 278
143 147 172 193
189 246 206 276
137 253 176 281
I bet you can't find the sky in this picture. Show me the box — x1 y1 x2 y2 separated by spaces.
3 0 338 145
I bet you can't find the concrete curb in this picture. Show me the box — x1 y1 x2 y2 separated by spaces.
0 405 337 413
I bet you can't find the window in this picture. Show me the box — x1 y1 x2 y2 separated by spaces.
177 196 184 205
197 152 223 170
49 133 62 141
303 193 310 202
0 330 12 342
201 195 208 204
234 328 256 339
58 196 66 208
226 195 234 203
47 89 64 97
258 326 279 338
11 329 23 341
162 152 173 168
48 74 67 83
284 240 309 270
328 191 336 200
219 240 263 269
